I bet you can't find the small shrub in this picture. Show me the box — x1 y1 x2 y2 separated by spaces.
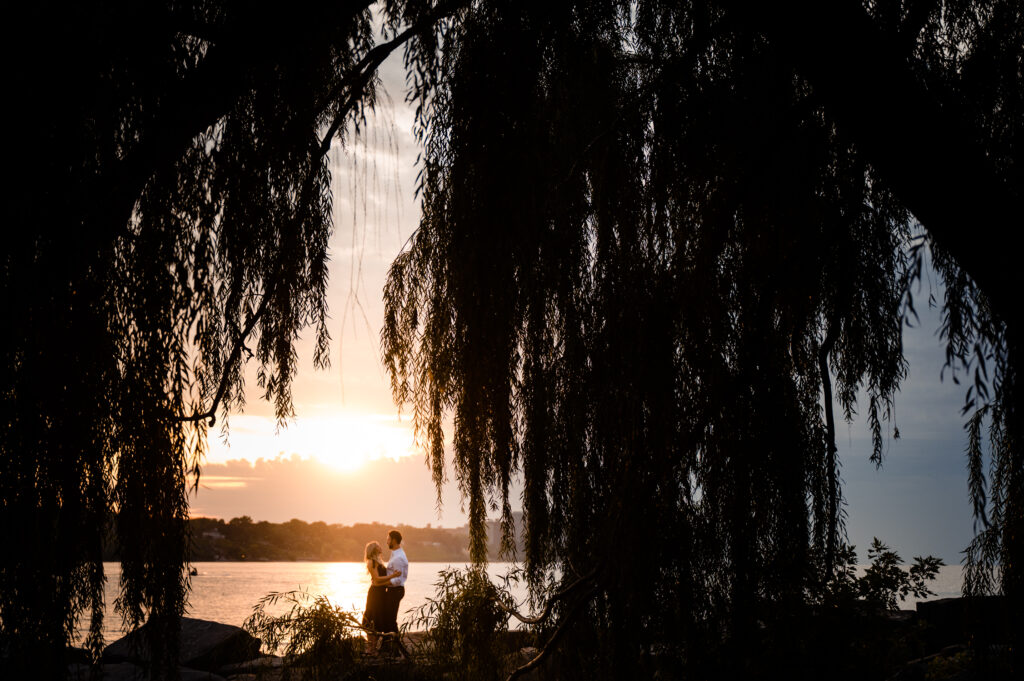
408 566 519 681
858 538 944 611
925 649 972 680
244 590 364 680
816 538 944 611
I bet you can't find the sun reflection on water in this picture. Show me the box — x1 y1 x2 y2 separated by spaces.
86 562 529 646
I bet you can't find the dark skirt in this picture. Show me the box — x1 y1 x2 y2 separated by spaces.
362 584 387 631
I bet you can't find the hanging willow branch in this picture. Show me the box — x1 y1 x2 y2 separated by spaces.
177 4 463 425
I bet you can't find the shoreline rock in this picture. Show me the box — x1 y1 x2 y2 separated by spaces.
102 617 260 672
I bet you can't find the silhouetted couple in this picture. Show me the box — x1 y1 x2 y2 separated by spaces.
362 530 408 655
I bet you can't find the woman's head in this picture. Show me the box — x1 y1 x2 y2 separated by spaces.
365 540 383 562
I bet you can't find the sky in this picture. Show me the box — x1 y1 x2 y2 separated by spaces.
191 52 471 527
190 46 981 565
838 296 976 565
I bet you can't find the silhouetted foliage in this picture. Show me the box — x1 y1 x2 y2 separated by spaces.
2 1 394 676
407 566 519 681
2 1 1020 679
382 0 1021 678
244 590 364 680
816 540 944 612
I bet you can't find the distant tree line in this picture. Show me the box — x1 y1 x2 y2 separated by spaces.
100 516 522 563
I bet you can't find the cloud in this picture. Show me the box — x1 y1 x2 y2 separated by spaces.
198 475 260 490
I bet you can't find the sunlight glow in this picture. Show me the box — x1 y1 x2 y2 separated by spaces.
207 413 417 472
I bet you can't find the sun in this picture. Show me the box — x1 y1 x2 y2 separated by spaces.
205 413 417 472
295 415 417 472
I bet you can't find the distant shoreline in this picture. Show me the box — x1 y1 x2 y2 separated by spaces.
183 559 504 562
103 516 523 563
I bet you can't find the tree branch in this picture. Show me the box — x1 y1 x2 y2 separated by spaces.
818 314 841 573
101 1 380 243
175 5 464 425
737 0 1022 325
316 0 468 148
506 582 599 681
177 292 270 425
495 568 599 626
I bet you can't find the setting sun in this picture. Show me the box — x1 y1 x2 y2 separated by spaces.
206 413 417 472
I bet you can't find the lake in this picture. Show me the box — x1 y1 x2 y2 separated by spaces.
85 562 528 645
82 562 966 646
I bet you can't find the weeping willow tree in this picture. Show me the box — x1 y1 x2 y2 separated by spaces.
1 0 1020 679
382 0 1022 677
0 0 450 676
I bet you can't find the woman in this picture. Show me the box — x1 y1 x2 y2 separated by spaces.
362 541 399 654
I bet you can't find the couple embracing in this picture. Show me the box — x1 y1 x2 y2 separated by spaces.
362 530 408 654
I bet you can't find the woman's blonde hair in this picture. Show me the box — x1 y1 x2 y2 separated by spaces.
364 540 383 563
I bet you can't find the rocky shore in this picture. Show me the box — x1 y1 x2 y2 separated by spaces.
66 617 467 681
63 596 1009 680
68 618 265 681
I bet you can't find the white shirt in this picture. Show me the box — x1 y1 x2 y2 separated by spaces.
387 547 409 586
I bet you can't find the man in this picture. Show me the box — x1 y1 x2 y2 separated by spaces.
382 529 408 649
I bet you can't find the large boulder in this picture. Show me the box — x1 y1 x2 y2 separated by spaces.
103 618 261 671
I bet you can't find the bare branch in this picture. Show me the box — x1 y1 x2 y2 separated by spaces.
105 1 380 237
818 313 841 573
318 0 469 155
496 568 599 626
506 582 600 681
736 0 1022 324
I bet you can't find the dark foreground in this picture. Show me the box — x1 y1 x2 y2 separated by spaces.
61 597 1011 681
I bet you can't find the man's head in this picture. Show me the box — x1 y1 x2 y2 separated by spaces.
387 530 402 550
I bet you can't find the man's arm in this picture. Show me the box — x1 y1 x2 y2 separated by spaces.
372 571 401 586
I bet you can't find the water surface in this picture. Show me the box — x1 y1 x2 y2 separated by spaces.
89 561 527 643
84 562 965 645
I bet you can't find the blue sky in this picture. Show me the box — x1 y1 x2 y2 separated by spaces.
839 290 977 564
